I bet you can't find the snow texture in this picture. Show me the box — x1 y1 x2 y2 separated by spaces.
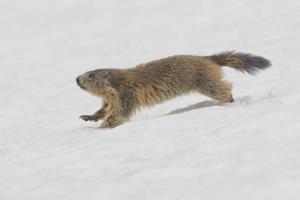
1 0 300 199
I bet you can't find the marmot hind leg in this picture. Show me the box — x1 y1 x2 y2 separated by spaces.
197 79 234 103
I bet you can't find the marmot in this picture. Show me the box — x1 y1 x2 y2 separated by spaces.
76 51 271 128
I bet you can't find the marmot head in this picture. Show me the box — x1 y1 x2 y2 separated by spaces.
76 69 117 96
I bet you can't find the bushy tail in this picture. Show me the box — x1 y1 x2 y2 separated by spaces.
209 51 271 75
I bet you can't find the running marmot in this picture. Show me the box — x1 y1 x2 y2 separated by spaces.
76 51 271 128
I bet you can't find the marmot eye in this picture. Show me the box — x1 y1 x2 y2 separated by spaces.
88 73 95 79
104 73 110 79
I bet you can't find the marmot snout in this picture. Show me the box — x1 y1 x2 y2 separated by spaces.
76 51 271 128
76 69 116 96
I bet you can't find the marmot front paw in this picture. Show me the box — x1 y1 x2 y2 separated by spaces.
100 116 128 128
100 120 110 128
80 115 100 122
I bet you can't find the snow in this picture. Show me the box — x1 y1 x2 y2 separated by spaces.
1 0 300 199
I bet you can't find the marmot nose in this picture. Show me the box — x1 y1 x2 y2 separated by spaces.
76 77 80 84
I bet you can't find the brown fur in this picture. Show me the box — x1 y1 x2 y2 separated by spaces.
76 51 271 128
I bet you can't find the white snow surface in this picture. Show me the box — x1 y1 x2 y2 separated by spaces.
1 0 300 199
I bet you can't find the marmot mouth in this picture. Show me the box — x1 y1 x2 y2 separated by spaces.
78 84 87 90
